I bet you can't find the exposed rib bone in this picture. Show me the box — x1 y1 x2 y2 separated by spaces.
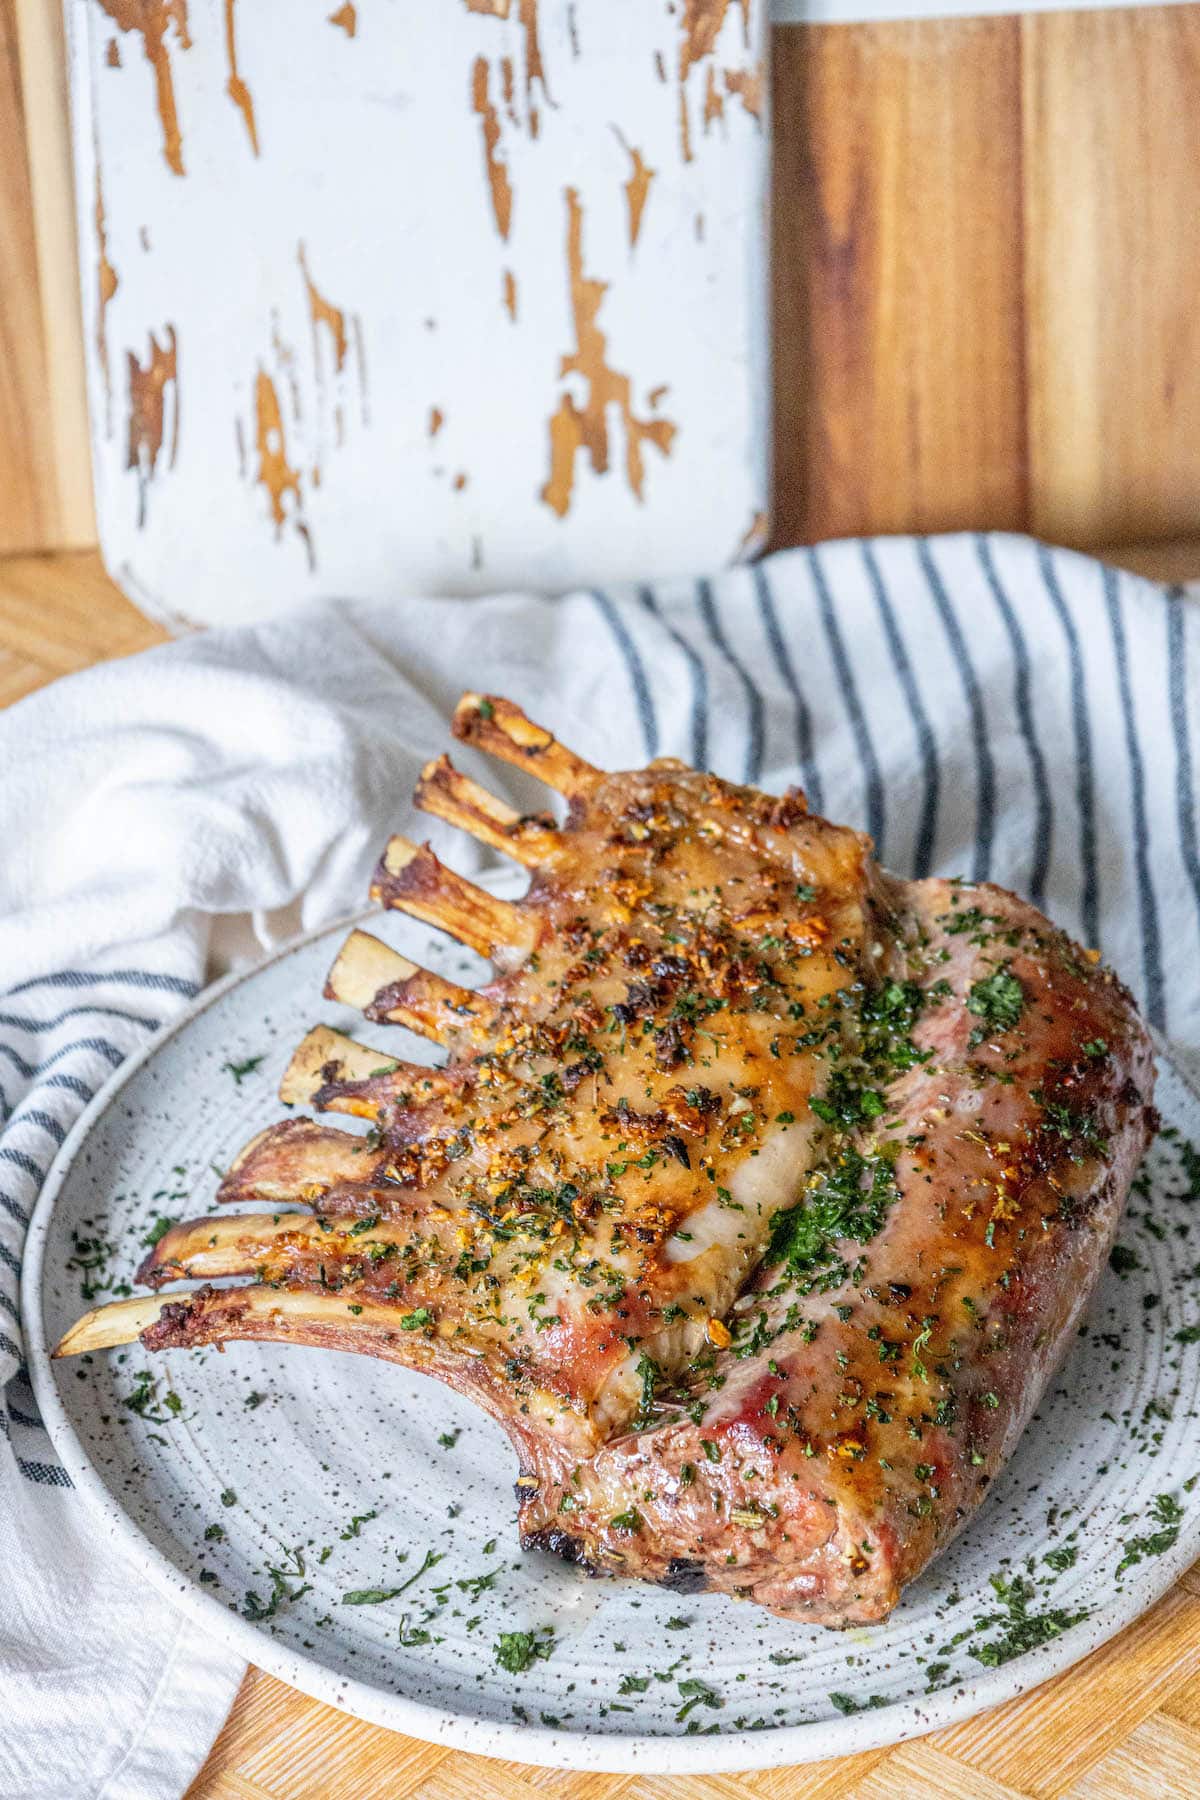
52 1286 437 1362
55 1286 594 1446
54 1294 173 1357
453 692 600 796
280 1026 401 1106
371 836 538 962
138 1211 325 1287
325 929 497 1041
123 1284 447 1370
324 930 417 1009
218 1117 390 1205
281 1024 452 1119
414 755 557 866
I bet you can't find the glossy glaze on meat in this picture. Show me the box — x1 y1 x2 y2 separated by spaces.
516 880 1156 1621
55 697 1157 1625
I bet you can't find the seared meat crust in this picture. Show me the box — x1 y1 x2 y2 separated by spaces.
55 697 1156 1625
516 881 1156 1622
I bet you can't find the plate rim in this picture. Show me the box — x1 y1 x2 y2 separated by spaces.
20 913 1200 1775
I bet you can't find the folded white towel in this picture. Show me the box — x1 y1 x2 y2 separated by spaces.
2 534 1197 1797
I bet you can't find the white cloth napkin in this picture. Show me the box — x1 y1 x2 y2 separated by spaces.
1 533 1197 1798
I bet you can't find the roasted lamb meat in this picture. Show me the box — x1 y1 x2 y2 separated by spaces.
56 694 1157 1625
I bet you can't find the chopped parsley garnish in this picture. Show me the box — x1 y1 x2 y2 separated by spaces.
670 990 724 1024
339 1510 378 1540
634 1353 661 1429
911 1321 934 1383
494 1627 555 1673
222 1054 265 1085
241 1547 310 1621
1178 1136 1200 1200
456 1570 499 1601
676 1676 723 1720
141 1215 176 1249
66 1229 119 1301
809 1072 886 1129
829 1690 887 1715
859 978 923 1034
969 1572 1088 1667
966 965 1024 1034
341 1547 444 1605
122 1370 183 1423
1116 1493 1184 1575
940 905 1000 942
1036 1093 1109 1161
769 1147 899 1295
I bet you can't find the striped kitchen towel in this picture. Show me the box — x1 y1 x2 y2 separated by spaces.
1 531 1197 1797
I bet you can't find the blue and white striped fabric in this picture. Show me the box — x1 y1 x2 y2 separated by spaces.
1 531 1197 1795
0 964 200 1481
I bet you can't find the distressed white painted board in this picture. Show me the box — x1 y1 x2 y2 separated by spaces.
68 1 768 629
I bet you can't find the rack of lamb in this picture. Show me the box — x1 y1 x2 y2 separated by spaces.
56 695 1156 1625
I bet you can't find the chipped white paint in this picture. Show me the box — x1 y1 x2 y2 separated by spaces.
67 0 769 628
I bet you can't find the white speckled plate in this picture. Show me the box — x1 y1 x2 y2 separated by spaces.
23 872 1200 1773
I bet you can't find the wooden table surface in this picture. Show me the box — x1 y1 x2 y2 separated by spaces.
2 541 1198 1800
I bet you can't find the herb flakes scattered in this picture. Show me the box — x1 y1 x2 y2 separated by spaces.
969 1572 1088 1668
966 965 1025 1036
222 1054 265 1085
494 1627 555 1674
1116 1493 1185 1576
